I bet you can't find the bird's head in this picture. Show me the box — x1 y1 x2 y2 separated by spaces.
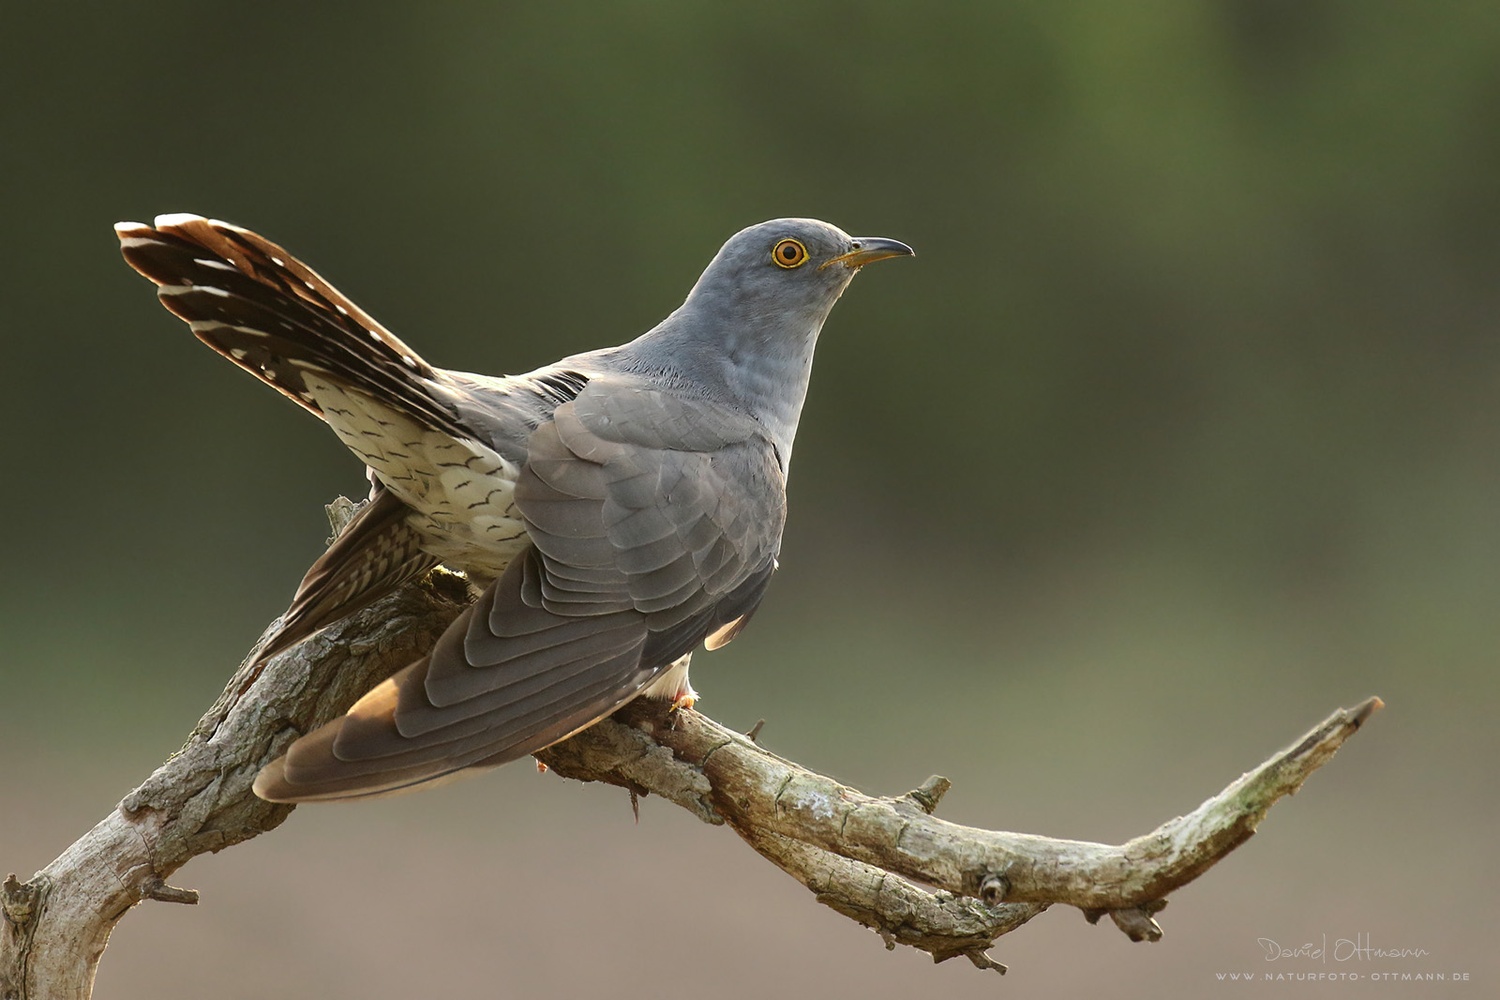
684 218 913 329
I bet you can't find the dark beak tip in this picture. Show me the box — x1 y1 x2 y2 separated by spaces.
821 236 915 270
859 237 915 256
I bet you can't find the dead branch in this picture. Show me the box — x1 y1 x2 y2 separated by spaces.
0 500 1381 998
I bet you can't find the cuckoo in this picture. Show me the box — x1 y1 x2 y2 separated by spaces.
117 214 912 802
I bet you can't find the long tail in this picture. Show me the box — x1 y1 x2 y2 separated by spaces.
116 213 465 438
119 214 454 658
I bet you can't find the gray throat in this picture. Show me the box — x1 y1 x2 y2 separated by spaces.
613 295 831 472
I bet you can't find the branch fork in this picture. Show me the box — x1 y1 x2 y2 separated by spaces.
1 498 1383 998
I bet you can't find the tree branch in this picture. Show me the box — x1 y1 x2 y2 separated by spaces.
1 500 1382 998
538 690 1380 966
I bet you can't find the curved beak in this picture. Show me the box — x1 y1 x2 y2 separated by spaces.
820 236 915 270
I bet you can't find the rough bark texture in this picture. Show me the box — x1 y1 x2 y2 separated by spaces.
0 500 1382 999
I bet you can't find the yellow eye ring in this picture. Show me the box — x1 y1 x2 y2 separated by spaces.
772 238 808 269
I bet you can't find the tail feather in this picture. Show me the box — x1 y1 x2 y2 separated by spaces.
119 214 470 664
256 487 441 664
116 214 464 438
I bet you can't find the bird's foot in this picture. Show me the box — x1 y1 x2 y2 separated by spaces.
666 690 698 730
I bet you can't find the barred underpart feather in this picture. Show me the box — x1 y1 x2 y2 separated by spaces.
118 213 910 801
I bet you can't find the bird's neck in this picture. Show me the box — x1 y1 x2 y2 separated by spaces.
622 299 827 472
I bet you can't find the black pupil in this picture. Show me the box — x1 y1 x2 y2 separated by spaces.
781 244 798 260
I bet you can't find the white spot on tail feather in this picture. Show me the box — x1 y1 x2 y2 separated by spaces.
153 213 205 229
159 283 234 300
188 319 272 340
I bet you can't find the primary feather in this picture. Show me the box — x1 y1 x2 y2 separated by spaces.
117 214 910 801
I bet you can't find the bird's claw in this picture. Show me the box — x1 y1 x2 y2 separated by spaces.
667 692 697 728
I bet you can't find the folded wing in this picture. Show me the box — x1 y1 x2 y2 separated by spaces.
254 378 785 801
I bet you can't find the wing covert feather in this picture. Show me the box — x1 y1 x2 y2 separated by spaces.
253 377 788 802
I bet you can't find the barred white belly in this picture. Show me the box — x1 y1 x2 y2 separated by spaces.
307 379 530 580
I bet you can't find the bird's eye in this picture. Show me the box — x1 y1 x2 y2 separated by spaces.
771 238 808 269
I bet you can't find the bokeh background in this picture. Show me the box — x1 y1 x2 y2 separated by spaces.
3 3 1497 997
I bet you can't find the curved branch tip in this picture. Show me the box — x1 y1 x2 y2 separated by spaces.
0 517 1385 996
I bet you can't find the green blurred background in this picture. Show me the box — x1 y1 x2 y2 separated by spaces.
3 3 1496 997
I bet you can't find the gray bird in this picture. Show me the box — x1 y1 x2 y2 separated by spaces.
117 214 912 802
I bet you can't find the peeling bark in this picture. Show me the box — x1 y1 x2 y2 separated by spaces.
0 501 1382 998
